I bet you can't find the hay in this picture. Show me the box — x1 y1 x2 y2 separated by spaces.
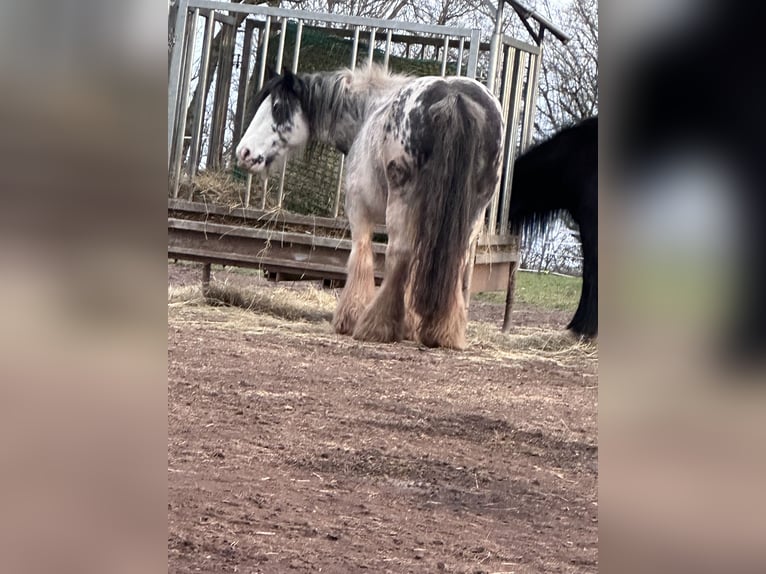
203 282 335 324
169 279 596 365
177 169 251 208
467 320 598 362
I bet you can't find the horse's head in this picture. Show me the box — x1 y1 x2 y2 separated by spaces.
235 69 309 176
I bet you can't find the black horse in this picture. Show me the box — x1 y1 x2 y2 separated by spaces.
508 116 598 338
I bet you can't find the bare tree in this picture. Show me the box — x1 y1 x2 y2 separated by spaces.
536 0 598 137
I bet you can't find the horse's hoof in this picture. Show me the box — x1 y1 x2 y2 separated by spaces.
352 317 402 344
332 313 356 335
418 330 466 350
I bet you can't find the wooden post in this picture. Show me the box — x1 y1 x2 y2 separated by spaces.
202 263 211 293
501 260 518 333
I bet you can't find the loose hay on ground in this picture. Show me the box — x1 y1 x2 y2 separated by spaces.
173 281 335 324
169 280 596 362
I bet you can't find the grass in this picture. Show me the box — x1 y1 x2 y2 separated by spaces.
474 270 582 311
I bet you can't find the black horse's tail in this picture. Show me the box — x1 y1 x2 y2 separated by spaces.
508 116 598 338
410 91 497 324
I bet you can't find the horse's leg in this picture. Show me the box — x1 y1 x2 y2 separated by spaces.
567 206 598 338
402 278 420 341
461 218 484 308
332 217 375 335
353 195 411 343
415 208 486 349
417 255 468 350
417 219 478 350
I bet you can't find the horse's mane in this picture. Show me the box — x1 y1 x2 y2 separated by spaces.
299 65 411 153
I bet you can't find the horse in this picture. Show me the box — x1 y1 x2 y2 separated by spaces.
236 66 504 349
508 116 598 338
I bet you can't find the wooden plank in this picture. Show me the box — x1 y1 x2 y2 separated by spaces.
169 227 357 270
168 245 385 281
470 261 512 293
169 201 520 293
477 232 518 247
168 217 388 254
474 251 518 265
168 197 388 235
169 199 516 250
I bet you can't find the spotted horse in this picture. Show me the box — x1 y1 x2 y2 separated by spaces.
237 66 505 349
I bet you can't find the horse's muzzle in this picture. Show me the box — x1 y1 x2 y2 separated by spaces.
237 146 278 176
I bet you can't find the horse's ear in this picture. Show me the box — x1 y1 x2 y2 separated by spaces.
282 67 301 94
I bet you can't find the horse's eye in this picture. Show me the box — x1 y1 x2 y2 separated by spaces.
272 101 281 116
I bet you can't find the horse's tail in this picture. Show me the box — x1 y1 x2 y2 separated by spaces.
508 148 566 241
410 92 491 323
510 210 566 247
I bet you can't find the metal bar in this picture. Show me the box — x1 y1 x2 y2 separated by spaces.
260 178 268 210
512 4 540 45
275 18 288 71
367 28 377 66
207 22 235 169
440 35 449 76
498 47 520 235
520 51 539 148
332 26 361 218
498 49 527 234
186 0 476 38
170 8 199 198
486 0 505 93
516 52 532 150
275 25 287 209
332 158 344 218
523 44 543 147
501 33 541 55
169 7 196 177
168 0 190 166
456 36 465 77
291 20 303 72
254 17 273 209
466 28 481 79
275 18 287 209
232 19 255 161
276 163 288 209
383 29 392 70
505 0 570 44
244 174 252 208
212 11 236 26
277 18 304 209
187 10 216 179
257 16 272 90
168 1 178 74
350 27 360 66
487 45 514 235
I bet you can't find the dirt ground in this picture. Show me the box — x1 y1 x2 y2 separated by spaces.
168 262 598 573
